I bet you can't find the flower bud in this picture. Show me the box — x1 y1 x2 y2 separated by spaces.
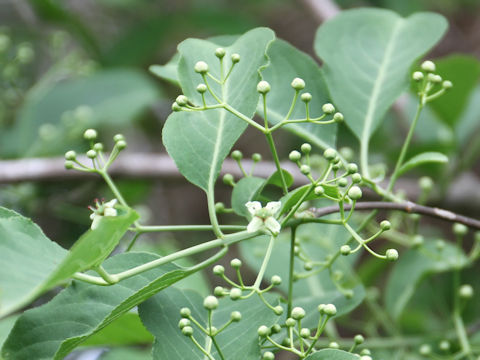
176 95 188 106
386 248 398 261
252 153 262 162
354 334 365 344
459 284 474 299
333 112 344 122
215 202 225 213
93 143 103 152
289 150 302 162
203 295 219 310
419 176 433 191
300 328 311 338
230 288 242 300
262 351 275 360
380 220 391 231
442 80 453 89
196 84 207 93
301 143 311 153
182 326 193 336
419 344 432 355
291 77 305 90
421 60 436 72
180 307 191 317
231 150 243 161
194 61 209 74
439 340 450 351
412 71 424 81
213 265 225 275
271 275 282 285
323 303 337 316
314 186 325 196
116 140 127 150
172 102 182 112
257 325 270 337
273 306 284 315
17 43 34 64
340 245 351 256
285 317 296 327
86 150 97 159
271 324 282 333
338 178 348 187
352 173 362 183
412 235 424 248
323 148 337 161
230 258 242 268
329 342 339 349
347 163 358 174
65 150 76 160
300 165 310 175
291 306 306 320
231 53 240 63
360 349 371 356
223 173 234 186
231 311 242 322
215 47 226 58
178 318 191 329
0 34 10 52
453 223 468 237
214 286 225 297
360 356 372 360
427 73 442 83
322 103 335 114
304 262 313 271
301 92 312 102
348 186 362 200
257 80 271 94
64 160 75 170
83 129 97 140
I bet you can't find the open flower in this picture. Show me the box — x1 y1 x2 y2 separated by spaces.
89 199 118 230
245 201 281 235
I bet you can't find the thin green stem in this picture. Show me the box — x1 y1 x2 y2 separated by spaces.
287 226 297 317
265 132 288 194
253 235 275 289
135 224 245 233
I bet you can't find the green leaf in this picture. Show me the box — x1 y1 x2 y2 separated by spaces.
81 312 153 347
456 85 480 145
163 28 275 191
3 69 160 157
2 252 201 360
385 239 468 320
428 55 480 128
305 349 359 360
260 39 336 149
149 54 180 85
99 348 151 360
397 151 448 175
0 316 18 350
314 9 447 143
279 184 339 214
139 287 279 360
42 206 139 289
0 207 67 318
231 176 265 217
265 169 294 189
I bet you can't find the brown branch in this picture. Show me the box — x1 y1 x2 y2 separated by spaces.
312 201 480 231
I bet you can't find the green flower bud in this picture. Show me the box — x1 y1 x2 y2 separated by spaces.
439 340 450 351
214 286 225 297
301 92 312 102
412 235 424 248
215 47 226 58
65 150 76 160
323 304 337 316
354 334 365 344
348 186 362 200
421 60 436 72
257 325 270 337
459 284 474 299
419 344 432 355
86 150 97 159
436 239 445 251
262 351 275 360
442 80 453 89
196 84 207 93
203 295 219 310
223 173 235 185
182 326 193 336
252 153 262 162
453 223 468 237
257 80 271 94
178 318 191 329
116 140 127 150
176 95 188 106
340 245 351 256
180 307 191 317
301 143 312 153
273 306 284 316
314 186 325 196
230 258 242 268
194 61 209 74
83 129 97 140
213 265 225 275
0 34 11 52
360 356 372 360
427 73 442 83
289 150 302 162
419 176 433 191
291 307 306 320
64 160 75 170
172 102 182 112
352 173 362 184
231 150 243 161
338 178 348 187
231 53 240 63
332 113 344 123
230 288 242 300
215 202 225 213
360 349 371 356
231 311 242 322
344 289 354 299
323 148 337 161
322 103 335 114
300 328 311 338
329 342 339 349
271 275 282 285
317 304 326 314
380 220 391 231
412 71 424 81
17 43 34 64
386 248 399 261
300 165 310 175
347 163 358 174
207 326 217 335
285 317 296 327
93 143 103 152
271 324 282 334
291 77 306 90
304 262 313 271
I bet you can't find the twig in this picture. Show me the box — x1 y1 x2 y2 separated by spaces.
311 201 480 230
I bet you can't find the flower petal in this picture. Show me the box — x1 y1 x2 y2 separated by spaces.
105 199 118 208
265 201 281 216
247 216 263 233
104 208 117 217
264 216 281 235
245 201 262 215
91 214 102 230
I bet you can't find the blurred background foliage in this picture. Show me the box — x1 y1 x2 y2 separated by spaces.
0 1 479 359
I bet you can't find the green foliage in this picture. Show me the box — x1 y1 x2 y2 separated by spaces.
304 349 360 359
397 151 448 175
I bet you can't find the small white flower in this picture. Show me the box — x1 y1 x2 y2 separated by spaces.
245 201 281 235
89 199 118 230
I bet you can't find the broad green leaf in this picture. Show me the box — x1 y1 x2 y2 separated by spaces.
260 39 336 149
305 349 359 360
231 176 265 217
3 69 160 157
139 287 279 360
240 224 365 326
81 312 153 347
42 206 138 289
163 28 275 191
265 169 294 189
429 55 480 128
456 85 480 145
100 348 151 360
397 151 448 175
385 239 468 320
2 252 204 360
0 207 67 318
314 9 447 144
0 316 18 350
